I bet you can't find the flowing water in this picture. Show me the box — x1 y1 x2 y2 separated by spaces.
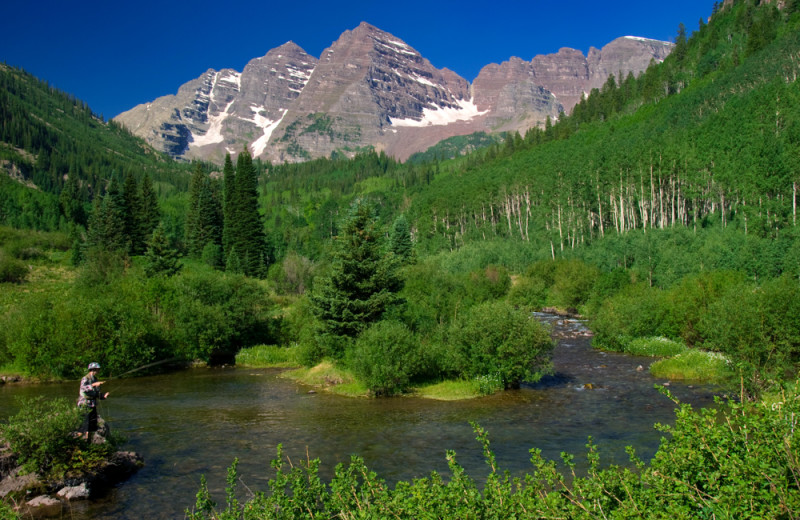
0 315 723 519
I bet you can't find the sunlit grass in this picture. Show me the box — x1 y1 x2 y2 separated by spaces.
284 360 369 397
235 344 302 368
624 336 688 357
411 379 481 400
650 350 734 383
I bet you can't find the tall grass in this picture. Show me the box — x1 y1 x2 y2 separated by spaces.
650 350 734 383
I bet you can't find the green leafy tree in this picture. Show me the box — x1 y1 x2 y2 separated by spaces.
310 200 404 355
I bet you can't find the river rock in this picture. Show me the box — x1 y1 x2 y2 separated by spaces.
57 483 90 500
0 467 44 499
24 494 62 516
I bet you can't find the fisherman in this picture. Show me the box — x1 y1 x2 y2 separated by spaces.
78 362 109 441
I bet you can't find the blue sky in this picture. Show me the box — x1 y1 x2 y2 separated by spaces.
3 0 715 119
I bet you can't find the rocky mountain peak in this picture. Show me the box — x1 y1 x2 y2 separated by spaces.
114 24 673 163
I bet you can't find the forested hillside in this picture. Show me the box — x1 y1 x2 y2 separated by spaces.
0 64 189 231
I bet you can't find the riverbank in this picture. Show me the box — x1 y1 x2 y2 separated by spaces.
0 406 143 518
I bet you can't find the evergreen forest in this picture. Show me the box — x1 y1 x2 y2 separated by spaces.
2 0 800 516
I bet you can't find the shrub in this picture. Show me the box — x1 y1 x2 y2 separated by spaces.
0 254 28 283
466 264 511 301
449 300 553 388
346 321 421 395
0 397 115 479
549 259 599 309
507 275 548 309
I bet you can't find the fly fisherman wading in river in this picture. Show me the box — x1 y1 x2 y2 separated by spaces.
78 362 109 442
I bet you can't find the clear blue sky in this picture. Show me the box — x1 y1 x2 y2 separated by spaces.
2 0 715 119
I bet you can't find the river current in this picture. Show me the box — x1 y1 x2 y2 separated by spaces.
0 314 722 518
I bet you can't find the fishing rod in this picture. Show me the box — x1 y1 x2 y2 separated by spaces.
110 357 184 380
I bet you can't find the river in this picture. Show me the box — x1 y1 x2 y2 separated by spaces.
0 314 722 519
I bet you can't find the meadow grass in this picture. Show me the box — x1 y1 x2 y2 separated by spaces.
411 379 482 400
624 336 688 357
650 350 734 383
235 344 302 368
284 361 369 397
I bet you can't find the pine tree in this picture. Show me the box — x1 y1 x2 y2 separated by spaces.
86 182 127 254
310 199 404 353
59 173 86 227
222 153 236 259
139 173 160 245
185 163 205 257
229 149 268 277
122 172 145 254
389 214 415 263
144 223 182 277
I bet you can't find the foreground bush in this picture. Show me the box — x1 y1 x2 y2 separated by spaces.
449 301 554 388
187 385 800 519
346 321 422 395
0 397 118 479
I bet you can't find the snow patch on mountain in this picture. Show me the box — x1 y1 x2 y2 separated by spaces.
390 98 487 127
250 107 287 156
191 99 233 147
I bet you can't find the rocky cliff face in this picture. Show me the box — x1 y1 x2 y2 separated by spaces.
115 25 672 163
116 43 317 162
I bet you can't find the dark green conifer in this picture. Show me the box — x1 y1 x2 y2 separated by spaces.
310 199 404 353
389 214 415 263
139 173 160 244
144 223 182 277
122 172 144 254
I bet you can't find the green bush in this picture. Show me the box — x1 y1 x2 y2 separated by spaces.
590 283 670 352
449 300 553 388
549 259 599 309
507 275 548 309
466 264 511 301
346 321 421 395
0 397 115 479
0 253 28 283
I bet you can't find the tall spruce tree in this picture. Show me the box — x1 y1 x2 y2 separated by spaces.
310 199 404 354
389 214 415 263
139 173 160 245
222 153 235 259
86 181 127 254
144 223 182 277
185 163 205 257
122 172 145 254
227 149 268 277
186 163 223 259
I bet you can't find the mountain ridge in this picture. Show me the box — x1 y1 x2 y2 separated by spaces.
115 23 672 163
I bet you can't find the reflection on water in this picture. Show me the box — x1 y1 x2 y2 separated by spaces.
0 315 722 519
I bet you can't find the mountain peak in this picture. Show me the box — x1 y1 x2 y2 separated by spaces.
114 25 672 163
